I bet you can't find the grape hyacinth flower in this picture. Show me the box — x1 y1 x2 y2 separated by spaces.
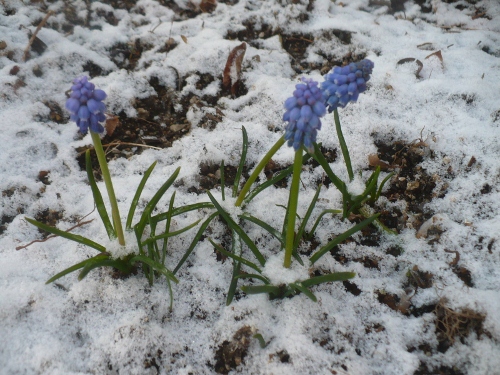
321 59 374 113
283 78 326 153
65 76 107 134
65 76 125 245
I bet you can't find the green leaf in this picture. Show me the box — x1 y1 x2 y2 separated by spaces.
253 333 267 348
145 241 157 285
161 191 176 264
173 212 218 274
294 183 322 251
166 276 174 312
85 150 116 240
226 230 242 306
210 239 262 273
142 218 203 246
135 166 180 239
241 284 281 295
46 258 96 284
233 126 248 198
25 217 106 253
311 143 350 217
309 214 380 264
375 171 394 201
306 209 342 241
301 272 355 287
126 161 157 230
150 202 214 225
243 152 313 205
129 254 179 284
311 143 348 199
347 168 380 217
333 109 354 181
233 273 271 284
240 213 284 246
78 257 132 281
207 191 265 266
290 283 317 302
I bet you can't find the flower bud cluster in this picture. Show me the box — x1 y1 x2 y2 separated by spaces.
321 59 374 112
65 76 107 134
283 78 326 152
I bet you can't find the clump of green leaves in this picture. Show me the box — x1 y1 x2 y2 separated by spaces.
203 124 391 305
25 148 205 309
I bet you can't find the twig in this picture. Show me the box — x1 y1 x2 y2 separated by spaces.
23 10 54 62
16 219 94 250
77 141 162 156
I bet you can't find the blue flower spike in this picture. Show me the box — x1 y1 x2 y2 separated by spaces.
321 59 374 113
65 76 107 134
283 78 326 153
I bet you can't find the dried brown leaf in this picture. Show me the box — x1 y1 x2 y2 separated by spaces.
396 58 423 78
425 50 444 68
417 42 435 50
181 35 188 44
222 42 247 97
200 0 217 13
105 115 120 136
368 154 390 170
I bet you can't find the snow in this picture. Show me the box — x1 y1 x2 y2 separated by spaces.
1 0 500 374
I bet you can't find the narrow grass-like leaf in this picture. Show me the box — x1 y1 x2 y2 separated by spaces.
306 209 342 240
142 219 202 247
233 273 271 284
220 160 226 201
290 283 317 302
226 230 242 306
375 171 395 201
150 202 214 225
294 184 322 251
25 217 106 253
241 284 281 295
126 161 157 230
253 333 267 348
243 152 313 206
311 143 347 198
301 272 356 287
233 126 248 198
365 166 380 191
235 136 286 207
240 213 284 246
210 239 262 273
85 150 116 239
145 241 156 285
46 258 95 284
173 212 218 274
130 254 179 283
346 172 379 217
243 166 290 205
310 214 380 264
166 277 174 311
284 150 303 269
161 191 176 264
311 143 350 217
78 258 133 281
207 191 265 266
135 167 180 239
333 109 354 181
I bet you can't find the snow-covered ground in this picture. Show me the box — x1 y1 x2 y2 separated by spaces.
1 0 500 374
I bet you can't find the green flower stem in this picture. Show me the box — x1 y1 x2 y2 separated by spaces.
235 136 286 207
334 109 354 181
284 149 303 268
90 131 126 246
